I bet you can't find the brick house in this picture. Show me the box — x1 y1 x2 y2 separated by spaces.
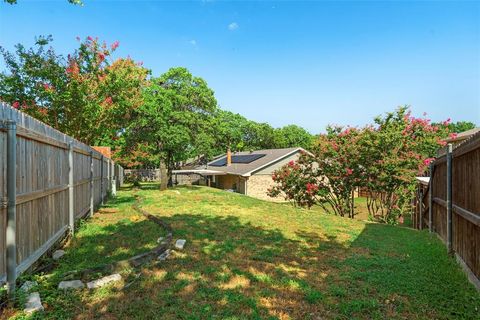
174 147 308 201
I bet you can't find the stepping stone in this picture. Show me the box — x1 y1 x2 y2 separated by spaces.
157 249 170 261
86 274 122 289
20 280 37 292
58 280 84 290
24 292 44 314
52 250 65 260
175 239 186 250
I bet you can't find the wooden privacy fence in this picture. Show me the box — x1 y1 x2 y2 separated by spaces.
413 132 480 284
0 103 123 294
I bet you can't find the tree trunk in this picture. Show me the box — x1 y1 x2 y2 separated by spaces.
159 161 168 190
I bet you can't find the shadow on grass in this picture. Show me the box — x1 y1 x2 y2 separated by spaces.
100 195 137 207
36 208 480 320
54 219 161 275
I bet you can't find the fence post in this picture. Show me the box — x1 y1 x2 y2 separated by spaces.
5 120 17 300
68 142 74 236
101 155 104 205
429 162 433 233
107 158 110 194
419 188 423 230
446 143 453 254
90 151 94 217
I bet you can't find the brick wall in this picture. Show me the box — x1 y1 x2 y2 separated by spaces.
92 146 112 159
246 174 284 202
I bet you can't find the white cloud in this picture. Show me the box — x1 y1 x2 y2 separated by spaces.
189 40 197 46
228 22 239 31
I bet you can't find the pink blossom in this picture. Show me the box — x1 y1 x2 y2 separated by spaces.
87 36 94 41
345 168 353 175
423 158 435 166
43 83 53 92
103 96 113 105
97 52 106 62
111 41 120 50
66 61 79 75
449 132 458 140
12 101 20 109
306 183 318 194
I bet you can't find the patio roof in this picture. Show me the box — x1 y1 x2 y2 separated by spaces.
415 176 430 186
172 169 227 176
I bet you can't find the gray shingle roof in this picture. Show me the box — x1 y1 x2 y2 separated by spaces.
196 147 305 177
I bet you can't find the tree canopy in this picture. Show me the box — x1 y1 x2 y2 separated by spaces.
121 67 218 185
0 35 149 145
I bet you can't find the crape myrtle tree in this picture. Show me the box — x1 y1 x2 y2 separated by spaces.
123 67 218 188
269 126 366 217
0 35 148 146
362 107 450 223
312 126 367 218
269 106 452 224
267 153 320 208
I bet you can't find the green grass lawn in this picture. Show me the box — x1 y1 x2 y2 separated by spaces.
6 184 480 320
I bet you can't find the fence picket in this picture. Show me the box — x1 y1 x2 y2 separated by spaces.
0 103 124 289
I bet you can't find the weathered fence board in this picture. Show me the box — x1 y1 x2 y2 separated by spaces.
414 132 480 283
0 103 124 287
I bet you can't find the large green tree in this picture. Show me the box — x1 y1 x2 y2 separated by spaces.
274 124 314 150
123 67 218 187
433 120 476 134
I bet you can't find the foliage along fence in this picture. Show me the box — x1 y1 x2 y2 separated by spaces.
0 103 123 290
413 131 480 285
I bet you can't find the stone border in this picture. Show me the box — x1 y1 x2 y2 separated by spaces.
61 193 173 280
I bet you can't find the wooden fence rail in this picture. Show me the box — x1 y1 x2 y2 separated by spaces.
0 103 123 295
413 131 480 285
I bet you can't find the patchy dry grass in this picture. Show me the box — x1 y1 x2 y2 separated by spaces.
4 183 480 320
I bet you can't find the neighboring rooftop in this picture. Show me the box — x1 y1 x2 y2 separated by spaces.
197 147 306 177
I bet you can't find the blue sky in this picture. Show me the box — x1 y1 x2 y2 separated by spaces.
1 0 479 133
